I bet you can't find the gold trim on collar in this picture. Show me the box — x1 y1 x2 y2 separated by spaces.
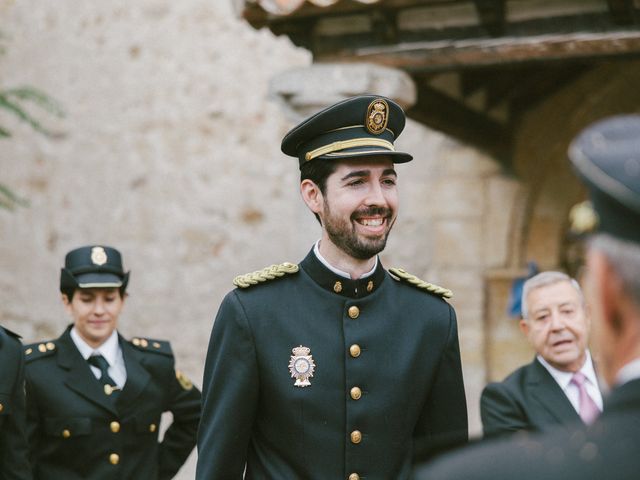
305 138 394 161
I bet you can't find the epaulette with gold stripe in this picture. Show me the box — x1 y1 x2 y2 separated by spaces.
389 267 453 299
233 262 299 289
24 340 58 362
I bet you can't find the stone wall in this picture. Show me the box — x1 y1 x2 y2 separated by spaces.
0 1 531 476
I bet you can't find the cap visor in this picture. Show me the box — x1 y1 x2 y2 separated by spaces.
319 149 412 163
76 272 123 289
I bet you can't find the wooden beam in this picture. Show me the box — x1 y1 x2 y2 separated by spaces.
606 0 637 25
406 82 513 165
321 31 640 71
473 0 505 37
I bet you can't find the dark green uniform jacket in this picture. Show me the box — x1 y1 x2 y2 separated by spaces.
24 326 201 480
0 326 32 480
197 250 468 480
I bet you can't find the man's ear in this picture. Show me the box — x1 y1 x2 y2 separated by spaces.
300 179 323 215
519 318 530 336
588 250 623 335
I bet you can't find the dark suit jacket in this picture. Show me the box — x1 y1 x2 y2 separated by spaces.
24 326 201 480
413 377 640 480
0 326 32 480
480 357 583 437
196 250 468 480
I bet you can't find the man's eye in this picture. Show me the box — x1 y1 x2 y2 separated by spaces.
348 180 364 187
382 178 396 186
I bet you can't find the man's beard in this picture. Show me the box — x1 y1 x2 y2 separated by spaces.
322 203 395 260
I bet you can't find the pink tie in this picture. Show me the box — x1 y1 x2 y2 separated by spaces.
571 371 600 424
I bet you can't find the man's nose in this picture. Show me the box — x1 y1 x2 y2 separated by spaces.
549 311 566 330
365 182 386 206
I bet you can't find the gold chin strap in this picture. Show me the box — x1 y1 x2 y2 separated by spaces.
305 138 394 161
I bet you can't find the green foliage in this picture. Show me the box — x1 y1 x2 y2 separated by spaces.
0 86 65 138
1 34 65 210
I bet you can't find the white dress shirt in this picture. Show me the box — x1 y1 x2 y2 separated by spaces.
70 327 127 388
313 240 378 279
538 351 603 412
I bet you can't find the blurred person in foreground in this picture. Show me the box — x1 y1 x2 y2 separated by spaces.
24 245 201 479
0 325 32 479
197 95 468 480
481 270 603 438
413 114 640 479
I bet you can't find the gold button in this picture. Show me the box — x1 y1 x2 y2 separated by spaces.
152 342 161 348
109 453 119 465
140 339 148 348
62 429 71 438
349 344 361 358
348 306 360 319
0 403 3 412
366 280 374 292
38 343 47 353
25 348 33 355
46 342 56 351
349 474 361 480
350 430 362 444
104 384 114 395
334 281 343 293
350 387 362 400
110 421 120 433
132 338 140 346
149 423 157 433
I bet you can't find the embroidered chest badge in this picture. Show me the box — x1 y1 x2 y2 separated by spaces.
288 345 316 388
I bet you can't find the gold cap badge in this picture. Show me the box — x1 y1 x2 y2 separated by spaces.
91 246 108 266
288 345 316 388
366 99 389 135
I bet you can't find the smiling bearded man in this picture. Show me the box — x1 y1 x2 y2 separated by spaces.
196 95 468 480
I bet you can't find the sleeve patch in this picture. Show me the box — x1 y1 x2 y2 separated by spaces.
176 369 194 390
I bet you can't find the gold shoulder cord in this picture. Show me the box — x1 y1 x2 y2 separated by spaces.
389 267 453 299
233 262 299 288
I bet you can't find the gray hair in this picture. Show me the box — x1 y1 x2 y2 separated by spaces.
521 271 584 319
589 234 640 308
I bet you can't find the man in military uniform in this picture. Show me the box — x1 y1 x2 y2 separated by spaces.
24 245 201 479
413 115 640 480
0 325 32 479
196 95 468 480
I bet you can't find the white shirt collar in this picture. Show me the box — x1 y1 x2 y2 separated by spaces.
70 327 120 367
313 240 378 279
537 350 599 390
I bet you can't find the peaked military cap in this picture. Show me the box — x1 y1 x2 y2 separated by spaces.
281 94 413 167
60 245 129 292
568 114 640 244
